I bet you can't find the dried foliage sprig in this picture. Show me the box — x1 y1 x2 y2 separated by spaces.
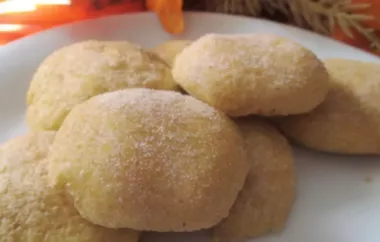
201 0 380 50
204 0 262 16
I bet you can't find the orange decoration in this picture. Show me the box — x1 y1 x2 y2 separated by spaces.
147 0 184 34
331 0 380 56
332 27 368 47
0 0 146 45
332 26 380 56
350 0 380 29
0 5 86 26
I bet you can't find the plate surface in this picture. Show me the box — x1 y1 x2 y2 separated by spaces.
0 12 379 242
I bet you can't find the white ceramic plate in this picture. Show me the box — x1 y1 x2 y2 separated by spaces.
1 12 379 242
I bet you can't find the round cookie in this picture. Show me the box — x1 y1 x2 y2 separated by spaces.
213 119 296 242
48 88 249 232
0 132 139 242
277 59 380 155
172 33 329 116
27 40 177 131
153 40 192 66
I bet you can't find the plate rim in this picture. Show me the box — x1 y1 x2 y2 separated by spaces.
0 11 379 60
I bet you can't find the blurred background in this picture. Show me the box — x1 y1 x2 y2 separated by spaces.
0 0 379 56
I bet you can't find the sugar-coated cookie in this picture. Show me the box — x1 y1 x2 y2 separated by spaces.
278 59 380 155
172 33 329 116
48 88 249 232
27 40 177 131
153 40 192 66
0 132 139 242
213 119 295 242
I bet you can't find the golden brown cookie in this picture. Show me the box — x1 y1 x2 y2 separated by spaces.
277 58 380 155
0 132 139 242
172 33 329 116
48 88 249 232
213 119 296 242
27 40 177 131
153 40 192 66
